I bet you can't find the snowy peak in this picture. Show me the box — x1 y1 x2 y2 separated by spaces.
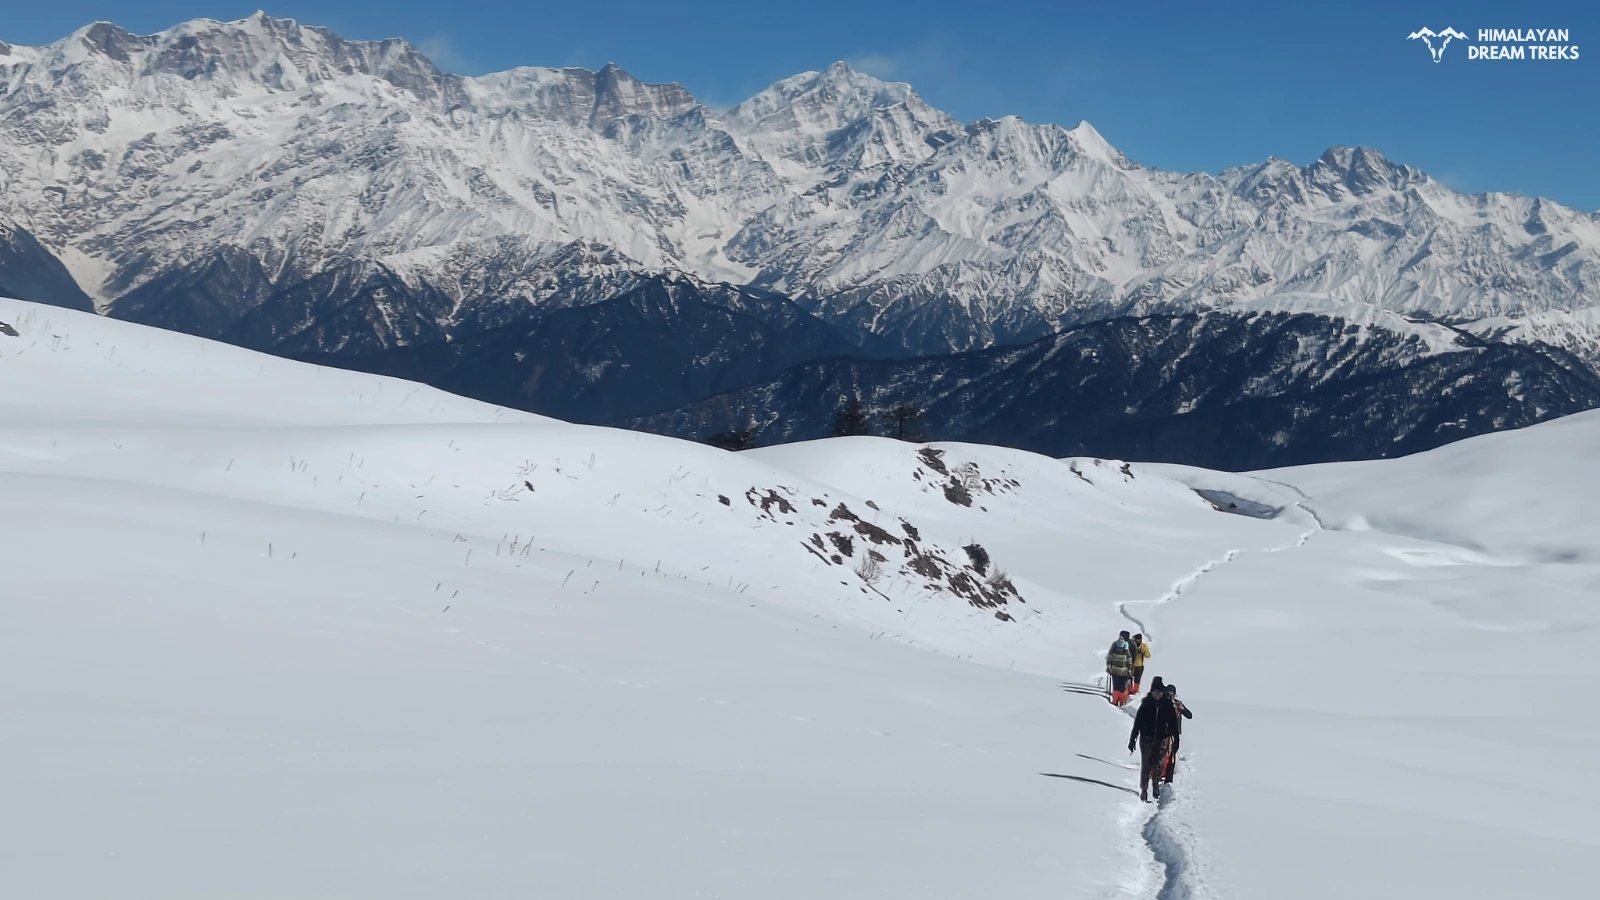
1063 120 1130 167
463 63 702 129
719 62 964 181
1307 145 1422 198
1229 147 1422 206
1231 156 1308 204
731 61 957 137
591 62 699 125
734 62 880 125
960 115 1130 173
74 22 143 63
33 12 445 99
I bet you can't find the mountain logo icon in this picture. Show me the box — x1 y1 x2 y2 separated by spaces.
1408 27 1469 62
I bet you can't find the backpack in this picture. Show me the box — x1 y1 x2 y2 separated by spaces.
1106 640 1133 676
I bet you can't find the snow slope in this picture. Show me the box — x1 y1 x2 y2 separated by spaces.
1271 409 1600 563
0 299 552 428
0 296 1176 898
1466 307 1600 377
4 295 1595 898
1131 415 1600 899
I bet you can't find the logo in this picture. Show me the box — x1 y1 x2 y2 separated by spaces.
1408 27 1469 62
1408 28 1580 62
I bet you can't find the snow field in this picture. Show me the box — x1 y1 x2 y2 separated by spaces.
4 296 1597 898
1135 417 1600 898
1 298 1180 898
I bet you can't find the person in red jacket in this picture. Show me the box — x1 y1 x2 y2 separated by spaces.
1163 683 1194 784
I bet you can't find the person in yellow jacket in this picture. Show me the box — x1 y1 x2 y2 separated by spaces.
1129 634 1152 695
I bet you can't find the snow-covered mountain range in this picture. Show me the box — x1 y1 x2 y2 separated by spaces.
2 12 1598 468
2 12 1598 358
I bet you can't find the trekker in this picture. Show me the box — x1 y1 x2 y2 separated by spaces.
1163 683 1194 784
1105 634 1134 706
1128 677 1179 801
1129 634 1152 695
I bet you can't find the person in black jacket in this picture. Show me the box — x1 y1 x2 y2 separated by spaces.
1163 683 1194 784
1128 677 1179 801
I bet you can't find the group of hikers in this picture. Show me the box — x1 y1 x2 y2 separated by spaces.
1105 630 1193 802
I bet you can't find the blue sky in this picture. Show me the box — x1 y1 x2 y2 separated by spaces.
7 1 1597 210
